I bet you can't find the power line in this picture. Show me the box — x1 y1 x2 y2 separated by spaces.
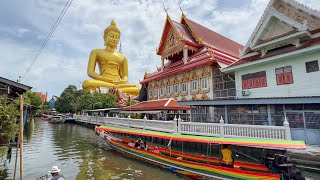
21 0 73 81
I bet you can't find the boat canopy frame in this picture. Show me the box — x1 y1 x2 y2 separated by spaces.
96 125 306 150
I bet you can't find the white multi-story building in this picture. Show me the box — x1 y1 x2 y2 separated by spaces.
180 0 320 144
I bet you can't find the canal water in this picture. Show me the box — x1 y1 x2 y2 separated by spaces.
5 118 185 180
4 118 319 179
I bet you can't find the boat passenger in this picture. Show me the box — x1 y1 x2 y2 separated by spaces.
128 140 135 147
143 141 147 150
153 147 160 154
220 144 234 168
49 165 64 180
135 138 142 148
140 143 145 149
176 156 183 160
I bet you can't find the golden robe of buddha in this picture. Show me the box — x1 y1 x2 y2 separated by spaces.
82 20 140 96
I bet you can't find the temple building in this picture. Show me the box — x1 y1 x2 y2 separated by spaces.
179 0 320 144
140 13 243 121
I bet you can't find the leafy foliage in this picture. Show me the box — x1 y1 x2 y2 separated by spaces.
0 96 19 140
56 85 117 113
56 85 78 113
24 90 42 107
125 100 137 107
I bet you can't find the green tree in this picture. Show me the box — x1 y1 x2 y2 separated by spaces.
56 85 78 113
75 91 117 111
125 100 137 107
56 85 117 113
24 90 42 107
91 92 116 109
0 95 19 142
74 89 92 112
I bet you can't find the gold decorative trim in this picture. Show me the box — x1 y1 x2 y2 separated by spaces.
181 71 190 82
181 95 187 101
190 71 199 80
201 66 211 78
191 95 199 101
201 92 209 100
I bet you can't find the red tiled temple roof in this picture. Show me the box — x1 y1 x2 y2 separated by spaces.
227 37 320 69
171 20 198 47
184 18 243 58
123 99 190 111
141 47 216 84
157 17 199 55
35 92 47 103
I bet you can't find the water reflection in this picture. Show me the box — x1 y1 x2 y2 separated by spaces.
6 118 184 180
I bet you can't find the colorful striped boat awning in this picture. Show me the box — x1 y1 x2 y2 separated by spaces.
96 125 306 150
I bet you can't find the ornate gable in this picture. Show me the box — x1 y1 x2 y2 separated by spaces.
259 17 296 42
241 0 320 56
163 27 180 54
275 1 320 31
157 15 183 57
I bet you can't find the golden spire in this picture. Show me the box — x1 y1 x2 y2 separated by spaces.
163 2 169 16
179 4 185 17
104 19 121 36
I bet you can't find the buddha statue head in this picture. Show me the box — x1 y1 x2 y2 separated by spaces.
104 19 120 48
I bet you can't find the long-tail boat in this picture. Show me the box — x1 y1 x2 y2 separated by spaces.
95 125 308 180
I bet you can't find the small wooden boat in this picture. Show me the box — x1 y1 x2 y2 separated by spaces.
41 114 53 121
96 125 308 180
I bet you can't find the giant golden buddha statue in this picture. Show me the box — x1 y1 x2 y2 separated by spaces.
82 20 140 96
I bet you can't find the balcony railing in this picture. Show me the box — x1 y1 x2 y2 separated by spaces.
75 115 291 140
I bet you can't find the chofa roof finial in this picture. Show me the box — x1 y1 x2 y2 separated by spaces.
179 4 185 17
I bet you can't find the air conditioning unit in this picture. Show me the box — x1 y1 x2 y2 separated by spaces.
242 90 250 96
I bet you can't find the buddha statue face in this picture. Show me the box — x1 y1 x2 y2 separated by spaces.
105 31 120 48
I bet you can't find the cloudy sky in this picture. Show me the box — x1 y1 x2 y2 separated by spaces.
0 0 319 99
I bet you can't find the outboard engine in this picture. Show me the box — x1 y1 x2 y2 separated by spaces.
265 154 307 180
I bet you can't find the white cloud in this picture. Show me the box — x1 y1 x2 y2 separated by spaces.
0 0 319 98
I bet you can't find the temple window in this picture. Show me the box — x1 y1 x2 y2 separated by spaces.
166 86 171 95
200 78 209 90
191 80 198 91
242 71 267 90
305 60 319 73
160 88 164 97
154 89 158 98
173 84 179 94
149 90 153 98
275 66 293 85
181 83 187 92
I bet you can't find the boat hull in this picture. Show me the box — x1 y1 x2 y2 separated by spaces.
99 132 280 180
